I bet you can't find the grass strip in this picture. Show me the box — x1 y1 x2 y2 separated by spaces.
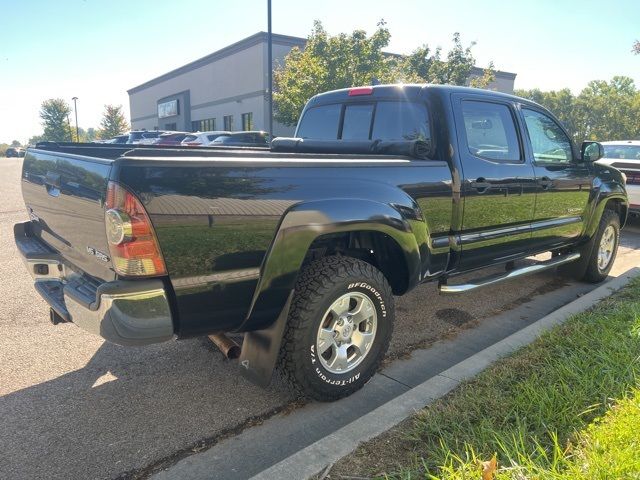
332 278 640 479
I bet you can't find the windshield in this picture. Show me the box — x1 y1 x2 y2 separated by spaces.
212 136 231 143
603 145 640 160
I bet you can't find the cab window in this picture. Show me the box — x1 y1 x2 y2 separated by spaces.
297 100 431 144
522 109 572 164
296 104 341 140
461 100 521 162
372 102 430 141
341 104 374 140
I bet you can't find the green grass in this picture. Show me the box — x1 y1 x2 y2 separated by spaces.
347 279 640 480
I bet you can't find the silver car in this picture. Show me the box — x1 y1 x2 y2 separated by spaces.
597 140 640 215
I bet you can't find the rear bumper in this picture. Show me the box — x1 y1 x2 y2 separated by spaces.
14 221 175 346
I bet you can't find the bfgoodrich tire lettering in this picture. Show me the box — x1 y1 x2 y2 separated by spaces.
278 255 394 401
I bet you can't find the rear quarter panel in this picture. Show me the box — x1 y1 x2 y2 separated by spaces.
115 157 452 336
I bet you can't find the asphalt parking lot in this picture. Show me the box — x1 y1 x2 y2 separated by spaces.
1 156 639 480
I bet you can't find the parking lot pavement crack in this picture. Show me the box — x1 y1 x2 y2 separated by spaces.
378 372 413 389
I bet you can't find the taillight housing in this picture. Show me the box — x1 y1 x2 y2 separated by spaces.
105 181 167 277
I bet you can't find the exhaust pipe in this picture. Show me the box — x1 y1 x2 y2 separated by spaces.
208 333 241 359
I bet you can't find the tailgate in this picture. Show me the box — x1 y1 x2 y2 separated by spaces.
21 149 115 282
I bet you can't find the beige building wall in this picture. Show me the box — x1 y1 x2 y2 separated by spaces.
128 33 516 136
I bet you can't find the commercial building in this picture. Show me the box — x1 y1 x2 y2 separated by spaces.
128 32 517 137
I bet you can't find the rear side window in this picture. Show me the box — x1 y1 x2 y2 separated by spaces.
183 135 197 142
297 104 341 139
461 101 520 162
372 102 430 141
341 104 374 140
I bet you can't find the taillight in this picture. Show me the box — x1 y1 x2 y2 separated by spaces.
348 86 374 96
105 181 167 277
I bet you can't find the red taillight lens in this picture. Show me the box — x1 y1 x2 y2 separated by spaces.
348 86 374 96
105 182 167 277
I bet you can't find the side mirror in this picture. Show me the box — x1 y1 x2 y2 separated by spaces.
581 141 604 162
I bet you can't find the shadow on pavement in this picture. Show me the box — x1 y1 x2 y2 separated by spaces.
0 337 293 480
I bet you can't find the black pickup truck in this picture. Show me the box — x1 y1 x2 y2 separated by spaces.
15 85 627 401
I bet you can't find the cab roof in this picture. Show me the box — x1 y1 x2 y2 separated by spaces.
304 83 533 108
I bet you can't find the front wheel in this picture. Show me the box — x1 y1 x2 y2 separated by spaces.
582 209 620 283
278 256 394 401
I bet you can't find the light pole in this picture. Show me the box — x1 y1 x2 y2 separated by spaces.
72 97 79 142
267 0 273 146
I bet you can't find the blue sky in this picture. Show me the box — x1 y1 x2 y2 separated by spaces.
1 0 638 143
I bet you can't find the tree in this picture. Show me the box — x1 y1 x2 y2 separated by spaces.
402 33 487 86
99 104 129 139
40 98 72 142
273 24 493 126
10 140 21 147
633 40 639 55
274 20 398 126
28 134 45 146
516 76 640 143
577 76 640 140
469 62 496 89
86 128 98 142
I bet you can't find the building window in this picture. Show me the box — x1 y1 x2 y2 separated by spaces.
191 118 216 132
241 112 253 131
224 115 234 131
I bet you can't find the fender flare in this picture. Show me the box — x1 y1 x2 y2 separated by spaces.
241 198 422 332
238 198 423 387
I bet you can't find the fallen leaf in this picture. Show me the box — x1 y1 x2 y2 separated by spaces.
480 455 497 480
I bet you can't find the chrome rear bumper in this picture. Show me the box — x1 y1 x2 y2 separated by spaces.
14 221 175 346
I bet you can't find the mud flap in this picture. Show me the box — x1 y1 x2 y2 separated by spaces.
239 291 294 387
558 234 597 280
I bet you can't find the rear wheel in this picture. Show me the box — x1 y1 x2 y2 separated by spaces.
278 256 394 401
582 209 620 283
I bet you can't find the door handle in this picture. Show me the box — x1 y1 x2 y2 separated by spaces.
471 177 491 193
539 176 553 190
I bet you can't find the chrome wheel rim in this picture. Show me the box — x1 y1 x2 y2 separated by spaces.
597 225 616 271
316 292 377 374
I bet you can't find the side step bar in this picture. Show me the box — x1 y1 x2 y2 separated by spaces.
439 252 581 295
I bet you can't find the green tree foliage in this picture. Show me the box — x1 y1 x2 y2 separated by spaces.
99 104 129 139
633 40 639 55
86 128 98 142
40 98 72 141
273 23 493 126
274 20 397 126
402 33 490 86
516 76 640 143
28 134 45 146
10 140 21 147
469 61 496 89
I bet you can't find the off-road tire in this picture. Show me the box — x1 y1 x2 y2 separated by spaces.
278 255 394 401
582 209 620 283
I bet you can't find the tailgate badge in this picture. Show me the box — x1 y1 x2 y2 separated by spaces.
86 246 110 263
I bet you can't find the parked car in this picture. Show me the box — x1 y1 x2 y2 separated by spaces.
15 84 627 401
127 130 164 144
104 134 129 144
597 140 640 216
210 131 270 147
6 147 25 157
154 132 190 146
181 131 230 146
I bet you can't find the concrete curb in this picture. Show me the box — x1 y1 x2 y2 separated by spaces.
250 267 640 480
